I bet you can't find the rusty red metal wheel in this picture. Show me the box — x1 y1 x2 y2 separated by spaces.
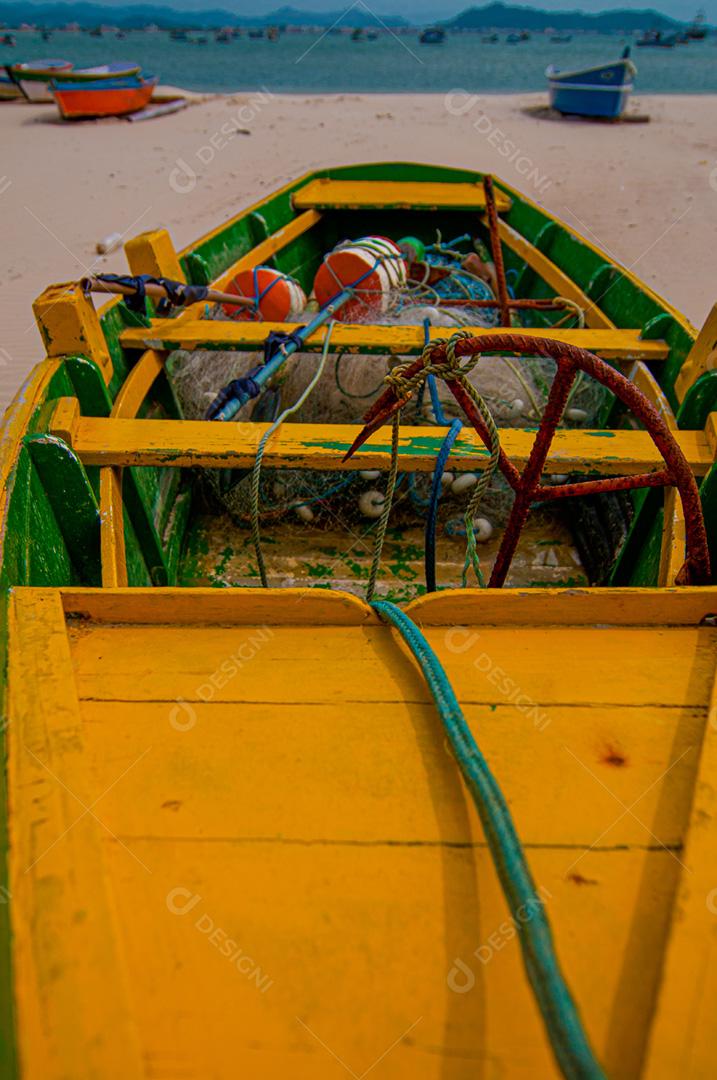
352 333 712 589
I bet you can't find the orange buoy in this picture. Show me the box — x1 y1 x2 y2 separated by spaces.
221 267 307 320
313 236 406 321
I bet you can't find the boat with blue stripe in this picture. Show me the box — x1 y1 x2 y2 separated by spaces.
546 49 636 119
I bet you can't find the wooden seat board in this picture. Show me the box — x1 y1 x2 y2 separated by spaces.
292 177 513 212
54 413 713 477
7 587 717 1080
119 319 669 360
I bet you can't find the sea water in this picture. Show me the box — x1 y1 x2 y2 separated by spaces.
4 28 717 95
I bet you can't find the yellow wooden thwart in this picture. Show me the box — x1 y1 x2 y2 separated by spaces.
118 319 669 360
292 178 513 212
50 407 713 476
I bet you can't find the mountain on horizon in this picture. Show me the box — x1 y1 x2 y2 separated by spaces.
0 1 410 28
0 0 696 32
447 2 681 32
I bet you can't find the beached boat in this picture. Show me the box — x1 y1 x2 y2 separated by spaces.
1 162 717 1079
9 58 72 102
49 62 141 84
0 66 22 100
52 73 158 119
546 51 636 118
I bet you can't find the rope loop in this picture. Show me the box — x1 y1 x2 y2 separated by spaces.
369 331 503 593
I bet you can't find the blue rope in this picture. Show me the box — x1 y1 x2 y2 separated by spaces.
423 318 463 593
371 599 606 1080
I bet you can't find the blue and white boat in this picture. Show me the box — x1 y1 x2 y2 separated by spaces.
546 49 636 119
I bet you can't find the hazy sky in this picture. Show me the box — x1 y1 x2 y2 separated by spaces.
70 1 717 22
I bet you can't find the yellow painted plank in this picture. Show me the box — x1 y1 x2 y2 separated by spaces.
32 282 113 382
70 623 715 709
628 361 677 430
633 327 689 590
7 590 143 1079
292 177 513 212
12 584 717 1079
111 349 166 420
405 586 717 627
78 698 703 849
100 842 675 1079
53 415 713 476
124 228 185 283
643 662 717 1078
496 219 615 330
54 584 717 627
14 587 717 1080
674 301 717 402
0 360 60 549
658 488 686 588
706 411 717 459
119 319 669 360
59 585 373 625
49 395 80 443
98 349 167 588
99 467 127 588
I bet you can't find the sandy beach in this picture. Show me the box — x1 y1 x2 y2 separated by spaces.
2 90 717 410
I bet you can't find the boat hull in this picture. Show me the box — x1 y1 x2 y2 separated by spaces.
546 58 634 118
53 75 157 119
0 75 21 100
1 162 716 1077
10 60 73 102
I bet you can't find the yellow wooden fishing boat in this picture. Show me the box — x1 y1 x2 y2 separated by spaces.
1 163 717 1079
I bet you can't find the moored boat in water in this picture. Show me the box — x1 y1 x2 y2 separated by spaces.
635 29 678 47
419 26 446 44
546 50 636 118
2 162 717 1079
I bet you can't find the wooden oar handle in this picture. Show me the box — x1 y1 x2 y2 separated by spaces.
81 276 255 309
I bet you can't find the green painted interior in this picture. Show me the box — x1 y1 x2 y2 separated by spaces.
0 162 713 1078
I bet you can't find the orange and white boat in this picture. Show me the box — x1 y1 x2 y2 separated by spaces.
51 72 158 120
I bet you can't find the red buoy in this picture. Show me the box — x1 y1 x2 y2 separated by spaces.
222 267 307 321
313 237 406 321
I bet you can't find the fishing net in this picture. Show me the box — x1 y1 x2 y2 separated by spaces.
169 340 610 534
168 232 611 538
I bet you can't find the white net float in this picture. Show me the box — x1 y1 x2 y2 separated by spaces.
313 236 406 321
221 266 307 321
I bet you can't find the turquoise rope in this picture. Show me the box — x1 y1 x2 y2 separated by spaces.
371 599 606 1080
